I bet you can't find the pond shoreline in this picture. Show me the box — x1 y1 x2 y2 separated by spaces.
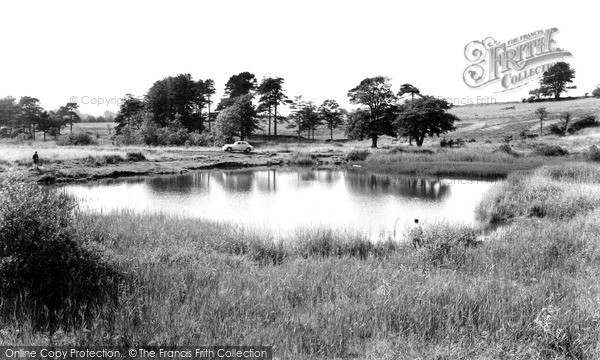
1 149 540 185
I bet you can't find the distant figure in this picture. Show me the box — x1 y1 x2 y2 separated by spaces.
410 219 423 248
32 151 39 170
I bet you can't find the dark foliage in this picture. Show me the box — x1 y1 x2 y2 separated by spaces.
0 179 122 329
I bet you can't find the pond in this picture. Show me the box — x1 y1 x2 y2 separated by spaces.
61 169 497 240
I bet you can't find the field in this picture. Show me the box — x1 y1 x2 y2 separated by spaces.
1 98 600 358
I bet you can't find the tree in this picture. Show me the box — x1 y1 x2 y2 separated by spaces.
56 102 80 134
198 79 216 131
593 85 600 98
395 96 459 147
300 101 320 142
19 97 44 140
560 112 572 134
37 111 65 141
146 74 203 132
114 94 145 134
539 62 576 100
398 83 420 100
347 76 397 147
214 95 259 142
287 96 307 144
0 97 19 130
257 77 289 137
318 99 344 140
217 72 257 110
534 107 549 137
529 88 543 101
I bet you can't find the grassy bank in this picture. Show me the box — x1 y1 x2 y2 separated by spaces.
356 146 566 178
2 162 600 358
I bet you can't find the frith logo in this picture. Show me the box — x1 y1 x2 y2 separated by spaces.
463 28 572 91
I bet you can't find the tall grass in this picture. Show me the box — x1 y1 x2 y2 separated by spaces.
360 147 554 178
477 163 600 223
368 147 536 164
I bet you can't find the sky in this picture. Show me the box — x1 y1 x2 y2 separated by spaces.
1 0 597 116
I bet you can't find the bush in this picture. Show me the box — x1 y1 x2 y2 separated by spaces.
549 124 565 136
290 152 316 166
0 178 122 329
9 133 32 143
112 126 142 145
587 145 600 162
345 149 370 161
568 115 598 133
57 132 97 146
496 144 519 157
534 145 569 157
83 154 125 166
387 147 435 155
185 132 216 147
126 152 146 161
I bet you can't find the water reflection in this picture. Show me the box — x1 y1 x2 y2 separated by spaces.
62 169 495 239
345 173 450 200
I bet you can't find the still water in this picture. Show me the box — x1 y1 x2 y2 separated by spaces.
62 169 496 239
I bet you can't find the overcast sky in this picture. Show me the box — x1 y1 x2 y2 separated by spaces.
1 0 596 116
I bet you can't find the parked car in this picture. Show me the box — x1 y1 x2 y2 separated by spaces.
222 141 254 153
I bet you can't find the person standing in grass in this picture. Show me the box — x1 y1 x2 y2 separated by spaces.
410 219 423 248
32 151 39 170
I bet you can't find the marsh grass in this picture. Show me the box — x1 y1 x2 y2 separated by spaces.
359 147 558 178
477 164 600 224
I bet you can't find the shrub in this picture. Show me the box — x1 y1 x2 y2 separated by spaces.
548 124 565 136
57 132 97 146
496 144 519 157
290 152 316 166
345 149 370 161
0 178 122 329
568 115 598 133
386 147 435 154
587 145 600 162
112 126 142 145
534 145 569 157
9 133 31 144
185 132 216 147
126 152 146 161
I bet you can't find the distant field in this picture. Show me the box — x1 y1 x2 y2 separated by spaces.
254 97 600 145
450 97 600 141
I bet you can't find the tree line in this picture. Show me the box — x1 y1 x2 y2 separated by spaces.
111 71 460 147
0 97 80 140
2 61 585 147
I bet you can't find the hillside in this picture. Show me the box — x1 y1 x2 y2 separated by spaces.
450 97 600 140
253 97 600 149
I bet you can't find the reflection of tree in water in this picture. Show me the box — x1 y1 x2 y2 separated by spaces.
254 170 278 193
295 169 342 187
145 173 203 194
345 173 450 201
211 171 255 193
